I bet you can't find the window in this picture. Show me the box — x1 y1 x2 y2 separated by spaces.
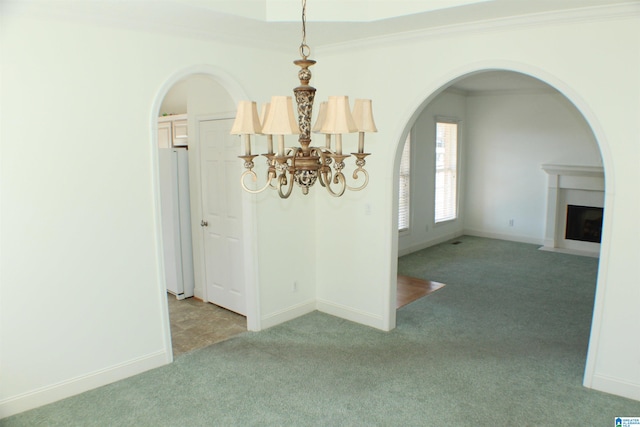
398 134 411 231
435 121 458 223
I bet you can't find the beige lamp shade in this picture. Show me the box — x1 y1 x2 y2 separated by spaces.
352 99 377 132
312 101 328 133
261 96 300 135
320 95 357 134
230 101 262 135
258 103 271 134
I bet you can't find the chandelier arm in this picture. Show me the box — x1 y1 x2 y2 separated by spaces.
277 170 295 199
346 168 369 192
318 168 329 187
263 155 278 190
345 153 371 191
323 171 346 197
268 168 278 189
315 147 330 188
240 169 276 194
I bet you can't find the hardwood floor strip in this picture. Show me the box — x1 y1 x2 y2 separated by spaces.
397 275 446 309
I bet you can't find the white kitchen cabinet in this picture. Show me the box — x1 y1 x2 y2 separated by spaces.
158 114 188 147
158 121 172 149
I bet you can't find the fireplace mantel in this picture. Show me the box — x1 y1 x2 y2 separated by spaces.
541 164 604 257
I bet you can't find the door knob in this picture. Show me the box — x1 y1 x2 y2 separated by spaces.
200 220 208 227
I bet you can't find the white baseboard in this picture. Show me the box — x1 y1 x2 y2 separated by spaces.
260 299 316 330
588 373 640 402
539 245 600 258
316 298 385 330
0 350 170 419
260 299 386 331
398 231 463 257
463 228 543 245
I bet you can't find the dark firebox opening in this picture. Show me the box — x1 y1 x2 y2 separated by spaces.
565 204 603 243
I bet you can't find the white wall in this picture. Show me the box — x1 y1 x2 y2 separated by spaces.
398 90 467 255
464 89 601 243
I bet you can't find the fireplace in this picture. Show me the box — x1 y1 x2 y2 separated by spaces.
541 164 604 257
565 205 603 243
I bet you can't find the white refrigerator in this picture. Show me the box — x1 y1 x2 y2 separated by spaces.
159 147 195 299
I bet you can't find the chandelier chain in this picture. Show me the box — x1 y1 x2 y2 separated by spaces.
299 0 310 59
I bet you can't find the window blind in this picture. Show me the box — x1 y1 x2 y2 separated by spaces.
398 134 411 231
435 122 458 223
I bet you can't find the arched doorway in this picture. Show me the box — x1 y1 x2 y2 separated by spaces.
151 66 260 360
389 67 610 388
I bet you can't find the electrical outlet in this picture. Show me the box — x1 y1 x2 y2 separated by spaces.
509 219 514 227
292 281 298 292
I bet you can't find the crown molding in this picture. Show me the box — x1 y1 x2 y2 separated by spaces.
316 2 640 54
444 85 559 97
464 87 560 97
8 1 639 56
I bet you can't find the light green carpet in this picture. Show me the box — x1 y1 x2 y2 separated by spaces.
4 236 639 426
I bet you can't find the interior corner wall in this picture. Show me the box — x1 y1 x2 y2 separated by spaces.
463 90 602 244
255 190 317 330
398 89 467 256
310 52 395 331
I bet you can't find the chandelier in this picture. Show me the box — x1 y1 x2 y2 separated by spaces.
230 0 377 199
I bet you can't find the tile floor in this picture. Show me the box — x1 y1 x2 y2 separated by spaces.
167 293 247 357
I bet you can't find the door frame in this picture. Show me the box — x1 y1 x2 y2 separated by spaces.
151 65 261 363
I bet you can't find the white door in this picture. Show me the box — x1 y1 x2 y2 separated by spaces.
199 118 246 315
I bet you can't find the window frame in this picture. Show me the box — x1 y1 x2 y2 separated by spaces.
434 117 460 224
398 131 412 233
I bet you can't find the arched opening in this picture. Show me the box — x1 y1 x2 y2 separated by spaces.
390 68 609 388
151 67 260 359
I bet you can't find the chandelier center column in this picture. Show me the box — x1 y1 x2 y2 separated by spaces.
293 59 316 156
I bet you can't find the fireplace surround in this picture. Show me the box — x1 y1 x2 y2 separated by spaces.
541 164 604 257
